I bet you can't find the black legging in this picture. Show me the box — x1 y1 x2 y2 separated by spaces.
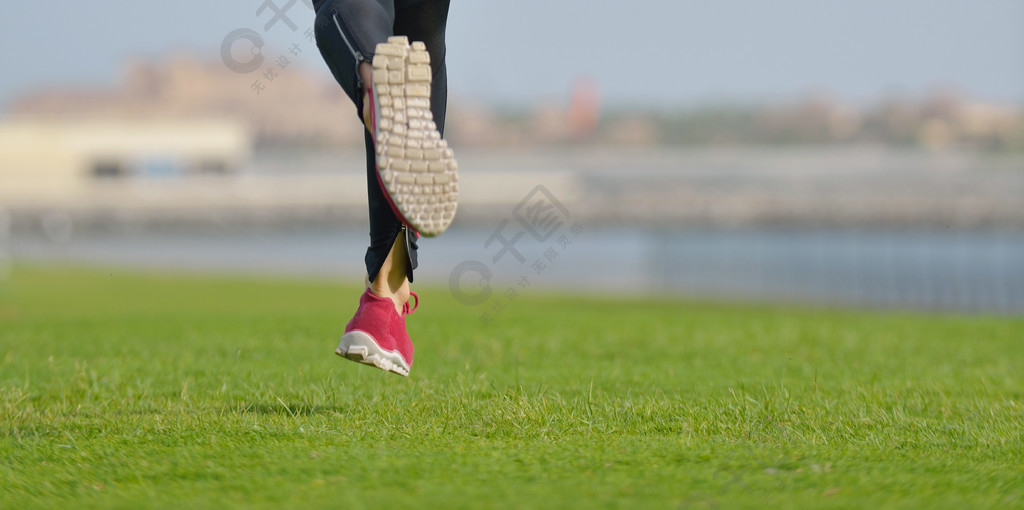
313 0 451 283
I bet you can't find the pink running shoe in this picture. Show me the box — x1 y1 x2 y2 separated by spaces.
366 36 459 237
336 289 418 376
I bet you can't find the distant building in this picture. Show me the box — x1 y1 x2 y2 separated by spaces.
0 118 249 204
7 55 362 147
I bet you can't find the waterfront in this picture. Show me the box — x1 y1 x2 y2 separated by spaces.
7 226 1023 313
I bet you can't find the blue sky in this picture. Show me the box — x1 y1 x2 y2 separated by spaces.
1 0 1021 109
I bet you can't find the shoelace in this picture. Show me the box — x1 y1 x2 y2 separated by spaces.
403 292 419 316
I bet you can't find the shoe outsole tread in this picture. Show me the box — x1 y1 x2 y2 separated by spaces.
370 36 458 237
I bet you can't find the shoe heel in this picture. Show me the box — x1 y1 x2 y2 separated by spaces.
336 330 411 377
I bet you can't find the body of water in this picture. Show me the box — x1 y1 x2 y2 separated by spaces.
6 226 1023 313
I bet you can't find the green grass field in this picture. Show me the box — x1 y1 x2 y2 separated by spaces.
1 265 1022 509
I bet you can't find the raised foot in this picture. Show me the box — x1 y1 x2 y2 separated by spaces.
336 330 410 377
369 38 458 237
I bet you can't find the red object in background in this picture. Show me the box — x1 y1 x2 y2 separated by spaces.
566 77 601 140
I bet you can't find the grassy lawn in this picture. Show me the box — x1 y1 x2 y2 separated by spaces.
1 265 1022 509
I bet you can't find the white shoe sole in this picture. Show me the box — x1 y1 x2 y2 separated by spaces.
370 36 458 237
336 330 411 377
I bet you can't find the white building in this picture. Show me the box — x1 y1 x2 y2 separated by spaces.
0 118 250 206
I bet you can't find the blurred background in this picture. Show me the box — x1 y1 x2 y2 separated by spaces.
1 0 1022 312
